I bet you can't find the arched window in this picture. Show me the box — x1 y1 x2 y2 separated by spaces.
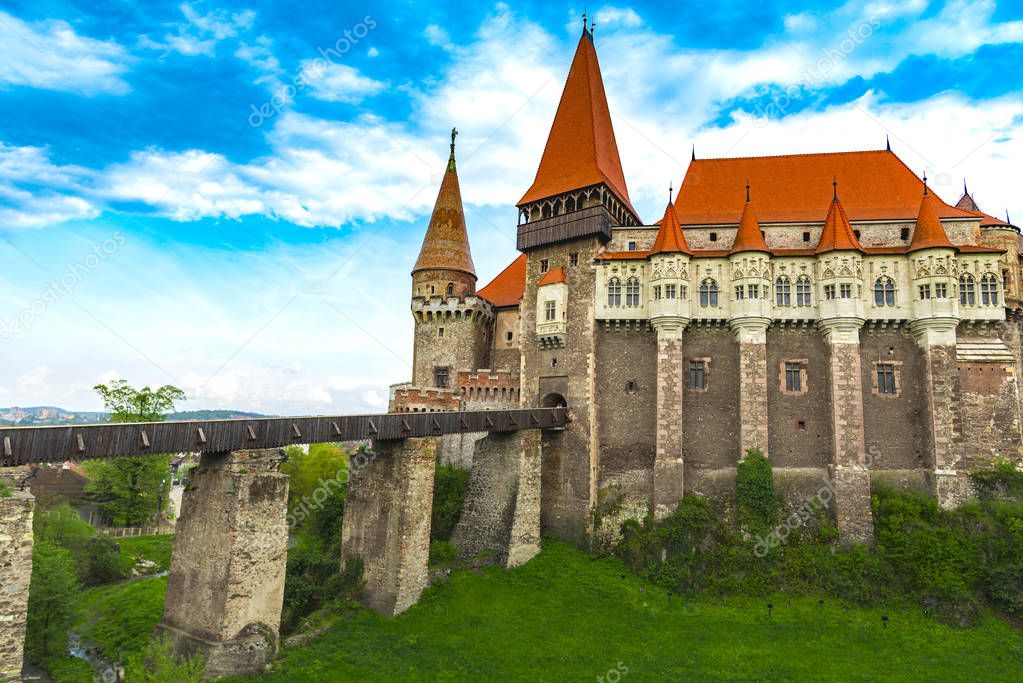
873 276 896 306
608 277 622 307
775 276 791 306
699 278 718 307
446 283 454 296
960 274 976 305
981 273 999 306
795 275 812 306
625 278 640 307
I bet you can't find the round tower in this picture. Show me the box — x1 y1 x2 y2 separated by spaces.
410 130 493 389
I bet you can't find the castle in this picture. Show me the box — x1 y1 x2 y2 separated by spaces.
391 26 1023 544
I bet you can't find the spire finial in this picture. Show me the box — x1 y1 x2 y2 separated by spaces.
448 127 458 170
668 181 673 203
691 144 696 162
1008 209 1012 225
886 134 891 152
963 178 968 196
923 170 928 196
745 180 750 203
582 9 587 32
833 176 838 201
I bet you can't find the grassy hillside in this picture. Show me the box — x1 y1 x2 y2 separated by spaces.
232 541 1023 682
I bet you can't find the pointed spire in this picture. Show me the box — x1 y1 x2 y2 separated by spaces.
1008 209 1013 225
412 135 476 278
923 170 929 196
955 178 980 212
816 185 864 254
518 28 636 219
691 145 696 162
731 184 770 254
651 195 691 255
886 135 891 152
908 187 954 253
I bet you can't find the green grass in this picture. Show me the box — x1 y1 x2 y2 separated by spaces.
45 655 95 683
233 541 1023 682
73 575 167 660
117 534 174 572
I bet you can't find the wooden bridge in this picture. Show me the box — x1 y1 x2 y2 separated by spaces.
0 407 569 466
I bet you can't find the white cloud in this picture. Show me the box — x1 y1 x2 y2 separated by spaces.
138 2 255 57
0 10 130 95
424 24 454 51
594 7 643 28
300 62 387 103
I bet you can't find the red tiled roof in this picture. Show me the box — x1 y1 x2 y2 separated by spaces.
413 146 476 277
675 150 978 225
730 198 770 254
816 196 864 253
908 190 954 252
538 266 566 285
650 200 692 254
477 254 526 308
518 31 636 218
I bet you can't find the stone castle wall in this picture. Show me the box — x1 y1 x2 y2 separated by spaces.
0 492 33 683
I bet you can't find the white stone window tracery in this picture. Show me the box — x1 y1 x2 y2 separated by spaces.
776 276 791 306
625 277 640 307
873 276 896 306
608 277 622 307
699 278 718 307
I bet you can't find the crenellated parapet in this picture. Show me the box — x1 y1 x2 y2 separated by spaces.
411 294 494 324
458 369 521 407
390 384 463 413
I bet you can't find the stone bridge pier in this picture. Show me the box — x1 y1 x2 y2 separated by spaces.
0 490 34 683
157 449 290 679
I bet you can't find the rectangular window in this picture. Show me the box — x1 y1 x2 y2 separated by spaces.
935 283 948 298
748 284 759 299
824 284 836 300
544 300 556 321
570 252 579 267
919 284 931 300
735 285 745 300
540 258 549 273
840 283 852 298
877 364 896 394
680 285 687 300
664 284 676 299
689 360 706 390
438 327 445 338
654 285 662 300
434 367 449 388
628 241 637 251
784 362 802 393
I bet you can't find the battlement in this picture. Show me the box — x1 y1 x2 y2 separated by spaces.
411 295 494 323
458 369 521 407
389 384 462 413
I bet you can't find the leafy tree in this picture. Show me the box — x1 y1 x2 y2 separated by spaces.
281 443 348 514
123 637 205 682
84 380 185 526
25 541 80 662
432 464 470 541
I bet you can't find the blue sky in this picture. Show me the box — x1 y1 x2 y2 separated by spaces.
1 0 1021 415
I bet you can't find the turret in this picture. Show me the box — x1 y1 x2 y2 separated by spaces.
908 180 959 340
815 182 866 328
728 185 772 328
648 194 691 327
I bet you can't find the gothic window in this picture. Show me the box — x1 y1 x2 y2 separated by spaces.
689 360 706 390
665 284 677 299
608 278 622 306
935 283 948 299
919 284 931 300
544 300 556 321
654 285 662 300
699 278 719 307
434 367 449 388
840 283 852 299
876 363 896 394
874 276 896 306
735 285 744 300
446 283 454 296
981 273 1000 306
748 284 760 299
960 274 976 305
625 278 640 307
796 275 812 306
824 284 836 300
776 276 791 306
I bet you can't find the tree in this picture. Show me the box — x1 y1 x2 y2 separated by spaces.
84 380 185 526
25 542 80 662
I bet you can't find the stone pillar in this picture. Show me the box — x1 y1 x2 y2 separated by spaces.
340 438 436 617
0 491 33 683
652 319 686 519
819 319 874 544
156 449 290 679
912 320 966 507
731 318 771 458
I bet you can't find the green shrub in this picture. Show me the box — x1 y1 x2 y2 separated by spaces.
430 540 459 566
82 536 131 585
0 478 11 497
736 448 777 535
26 541 80 662
971 457 1023 501
431 464 470 541
123 637 204 682
984 563 1023 618
325 558 364 601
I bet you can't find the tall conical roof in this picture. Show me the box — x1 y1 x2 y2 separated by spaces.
413 133 476 278
730 187 770 254
816 190 863 253
518 29 636 218
651 199 691 254
908 187 954 252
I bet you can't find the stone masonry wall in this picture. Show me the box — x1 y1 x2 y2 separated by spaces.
653 325 685 518
0 492 33 683
682 327 740 471
736 331 770 457
766 327 832 468
412 312 490 388
860 328 927 471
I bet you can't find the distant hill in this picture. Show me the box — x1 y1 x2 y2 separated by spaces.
0 406 271 426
